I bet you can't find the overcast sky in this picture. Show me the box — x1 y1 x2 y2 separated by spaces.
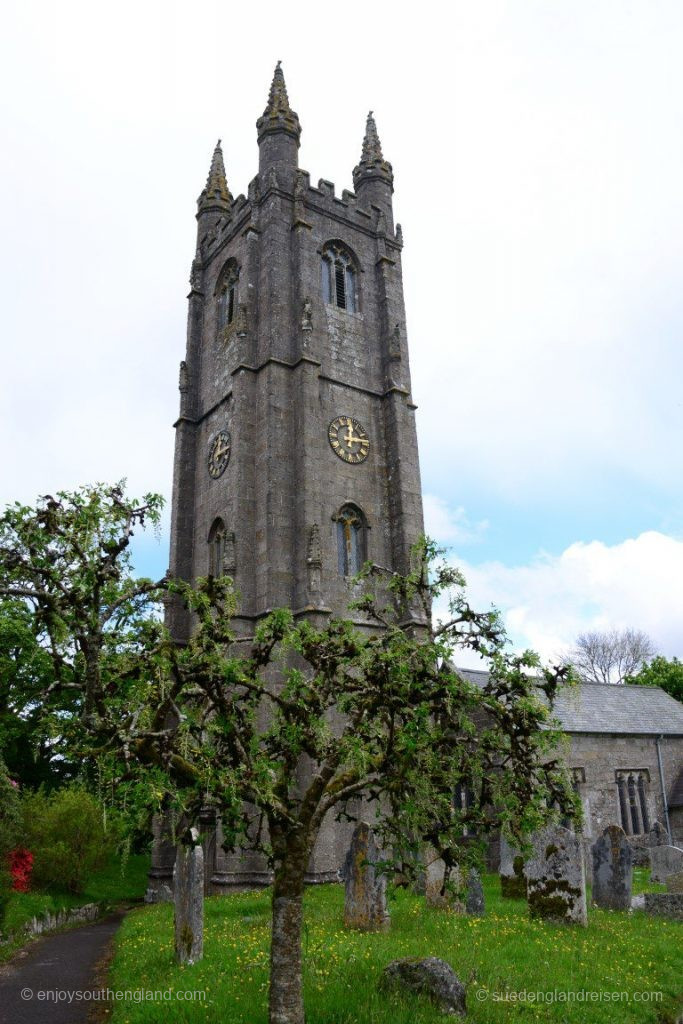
2 0 682 664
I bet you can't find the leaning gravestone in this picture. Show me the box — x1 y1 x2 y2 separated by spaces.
343 822 390 931
173 830 204 964
380 957 466 1016
425 854 464 912
499 835 527 898
650 845 683 883
525 826 587 926
591 825 632 910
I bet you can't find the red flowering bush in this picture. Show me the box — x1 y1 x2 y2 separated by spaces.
9 847 33 893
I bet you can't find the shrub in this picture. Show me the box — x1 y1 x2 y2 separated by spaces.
9 848 33 892
21 786 115 894
0 758 21 926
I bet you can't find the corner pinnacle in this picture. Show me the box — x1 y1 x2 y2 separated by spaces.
198 139 232 212
257 61 301 142
353 111 393 190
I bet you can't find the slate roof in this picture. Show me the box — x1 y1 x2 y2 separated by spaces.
454 668 683 736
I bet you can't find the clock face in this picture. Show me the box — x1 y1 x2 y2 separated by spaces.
328 416 370 464
208 429 232 478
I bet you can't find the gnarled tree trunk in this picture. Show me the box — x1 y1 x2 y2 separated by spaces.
269 857 307 1024
173 829 204 965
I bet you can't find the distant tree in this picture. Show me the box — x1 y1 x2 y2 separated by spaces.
625 656 683 703
567 628 656 685
0 598 79 787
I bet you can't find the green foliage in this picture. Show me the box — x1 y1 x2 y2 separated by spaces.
20 785 117 894
0 597 78 787
0 755 21 926
0 852 150 955
626 656 683 703
0 482 167 840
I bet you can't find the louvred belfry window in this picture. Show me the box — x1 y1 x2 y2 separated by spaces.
321 243 357 313
216 261 240 331
208 518 225 577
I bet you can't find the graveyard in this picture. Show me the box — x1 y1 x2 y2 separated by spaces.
105 867 681 1024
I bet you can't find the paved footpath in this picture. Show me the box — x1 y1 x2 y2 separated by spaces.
0 910 125 1024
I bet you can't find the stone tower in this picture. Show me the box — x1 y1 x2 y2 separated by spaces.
150 64 425 896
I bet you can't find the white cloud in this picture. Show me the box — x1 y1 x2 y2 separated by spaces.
449 531 683 663
423 494 488 546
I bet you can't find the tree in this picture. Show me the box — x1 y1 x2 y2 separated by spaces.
625 656 683 703
0 489 578 1024
0 597 79 787
148 545 577 1024
0 483 166 751
567 628 656 685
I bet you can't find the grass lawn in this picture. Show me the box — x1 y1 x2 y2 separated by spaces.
0 853 150 961
107 869 682 1024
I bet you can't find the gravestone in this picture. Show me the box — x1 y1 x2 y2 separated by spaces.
465 868 485 916
525 826 587 926
665 869 683 894
650 845 683 883
591 825 632 910
424 854 464 912
173 830 204 964
499 835 527 898
380 958 466 1016
643 893 683 921
649 821 668 846
343 822 390 931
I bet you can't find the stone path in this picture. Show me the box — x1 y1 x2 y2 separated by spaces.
0 910 125 1024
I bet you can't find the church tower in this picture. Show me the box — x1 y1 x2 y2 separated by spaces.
161 64 425 890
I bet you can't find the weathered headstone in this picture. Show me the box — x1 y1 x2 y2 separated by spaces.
380 957 466 1016
499 835 527 898
648 821 669 846
173 830 204 964
343 822 390 931
525 826 587 926
650 845 683 883
591 825 632 910
665 869 683 894
643 893 683 921
465 868 485 916
424 854 464 912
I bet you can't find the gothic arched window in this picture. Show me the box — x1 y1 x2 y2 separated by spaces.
208 518 225 577
334 504 367 576
321 243 357 313
216 261 240 331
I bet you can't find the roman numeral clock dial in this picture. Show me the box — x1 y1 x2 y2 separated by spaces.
328 416 370 464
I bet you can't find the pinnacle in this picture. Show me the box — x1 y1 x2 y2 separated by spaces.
353 110 393 190
257 61 301 142
264 60 291 117
360 111 384 164
198 139 232 212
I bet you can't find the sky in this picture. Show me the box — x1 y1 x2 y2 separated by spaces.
1 0 682 665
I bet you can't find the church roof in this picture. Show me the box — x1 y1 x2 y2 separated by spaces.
455 668 683 736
